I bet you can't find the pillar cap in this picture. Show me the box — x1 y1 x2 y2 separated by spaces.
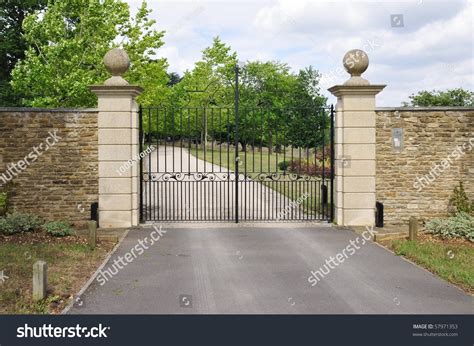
328 84 386 97
89 85 143 97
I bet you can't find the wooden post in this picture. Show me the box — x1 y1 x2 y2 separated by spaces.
88 220 97 249
33 261 47 301
409 216 418 241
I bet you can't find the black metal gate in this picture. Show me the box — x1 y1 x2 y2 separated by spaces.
139 86 334 223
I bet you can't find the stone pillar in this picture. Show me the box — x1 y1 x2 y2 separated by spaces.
328 49 385 226
90 49 143 228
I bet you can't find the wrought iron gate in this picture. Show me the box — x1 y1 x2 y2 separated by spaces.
139 88 334 223
139 105 334 223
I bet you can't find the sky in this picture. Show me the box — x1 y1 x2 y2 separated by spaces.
124 0 473 106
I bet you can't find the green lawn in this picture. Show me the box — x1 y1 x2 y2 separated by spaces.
387 235 474 293
0 233 114 314
194 145 321 173
194 146 332 216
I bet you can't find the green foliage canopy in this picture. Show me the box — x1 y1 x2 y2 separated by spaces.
156 37 328 151
403 88 474 107
11 0 169 108
0 0 47 106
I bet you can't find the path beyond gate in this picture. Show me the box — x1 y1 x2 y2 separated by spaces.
139 75 334 223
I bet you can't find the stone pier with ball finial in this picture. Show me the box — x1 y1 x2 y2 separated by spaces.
328 49 385 227
90 48 143 228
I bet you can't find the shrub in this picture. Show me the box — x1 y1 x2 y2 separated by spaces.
426 212 474 242
314 146 332 161
449 182 473 215
288 159 332 177
0 181 13 216
0 192 7 216
278 161 291 171
0 212 43 235
42 221 73 237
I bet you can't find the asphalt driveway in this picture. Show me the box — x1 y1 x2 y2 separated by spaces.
68 224 473 314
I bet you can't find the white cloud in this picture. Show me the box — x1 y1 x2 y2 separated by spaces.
125 0 473 106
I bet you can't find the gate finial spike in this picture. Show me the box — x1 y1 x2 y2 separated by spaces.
342 49 370 86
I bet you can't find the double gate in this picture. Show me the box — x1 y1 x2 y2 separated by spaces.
139 98 334 223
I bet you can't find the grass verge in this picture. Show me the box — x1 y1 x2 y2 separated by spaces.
0 231 115 314
381 234 473 294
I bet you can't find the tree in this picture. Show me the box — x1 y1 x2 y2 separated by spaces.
403 88 474 107
11 0 168 108
239 63 327 153
165 37 237 147
167 72 182 87
0 0 47 106
286 66 328 151
239 61 295 153
161 37 327 156
174 36 237 108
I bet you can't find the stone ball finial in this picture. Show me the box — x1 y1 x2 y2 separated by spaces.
342 49 370 86
103 48 130 86
104 48 130 75
343 49 369 76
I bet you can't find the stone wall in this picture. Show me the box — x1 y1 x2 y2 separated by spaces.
0 108 98 227
375 107 473 225
2 106 472 227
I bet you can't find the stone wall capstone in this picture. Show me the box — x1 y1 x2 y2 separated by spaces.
0 108 98 227
375 107 473 225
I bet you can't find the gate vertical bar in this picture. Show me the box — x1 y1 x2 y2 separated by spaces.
139 105 143 222
234 65 240 223
321 108 326 220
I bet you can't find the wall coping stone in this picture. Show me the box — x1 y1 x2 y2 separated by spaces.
0 107 98 113
376 107 474 112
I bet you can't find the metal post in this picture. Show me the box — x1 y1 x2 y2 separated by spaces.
234 64 240 223
330 105 335 222
139 105 143 223
322 108 326 218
